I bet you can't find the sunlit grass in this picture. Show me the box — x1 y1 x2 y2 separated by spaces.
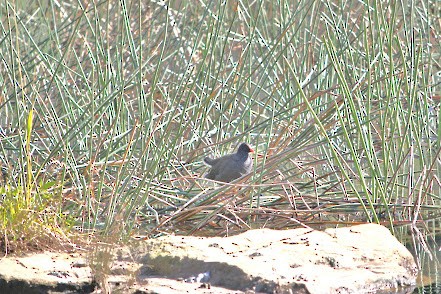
0 0 440 251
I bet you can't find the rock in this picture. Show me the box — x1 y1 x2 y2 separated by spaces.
0 252 95 293
137 223 417 293
0 224 418 293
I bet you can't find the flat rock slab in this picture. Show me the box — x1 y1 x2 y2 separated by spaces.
0 224 418 293
0 251 94 293
137 223 417 293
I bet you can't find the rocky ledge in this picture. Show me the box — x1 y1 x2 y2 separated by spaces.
0 224 417 293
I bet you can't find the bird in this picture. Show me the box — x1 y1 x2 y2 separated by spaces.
204 143 254 183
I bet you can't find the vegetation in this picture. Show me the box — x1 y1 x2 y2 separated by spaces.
0 0 440 252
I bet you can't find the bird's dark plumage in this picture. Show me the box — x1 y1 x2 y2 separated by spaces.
204 143 254 183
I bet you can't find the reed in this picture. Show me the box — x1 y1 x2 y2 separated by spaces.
0 0 439 250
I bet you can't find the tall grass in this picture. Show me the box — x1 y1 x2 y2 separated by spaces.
0 0 440 249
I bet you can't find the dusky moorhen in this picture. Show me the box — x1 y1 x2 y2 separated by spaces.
204 143 254 183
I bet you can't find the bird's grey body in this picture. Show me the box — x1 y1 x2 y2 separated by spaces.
204 143 253 183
